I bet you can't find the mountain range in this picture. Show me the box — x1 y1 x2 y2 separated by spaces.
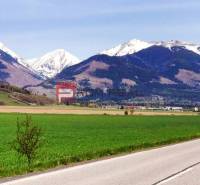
50 39 200 102
1 39 200 103
0 42 80 80
101 39 200 56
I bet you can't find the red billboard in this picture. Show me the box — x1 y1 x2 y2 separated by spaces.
56 81 77 104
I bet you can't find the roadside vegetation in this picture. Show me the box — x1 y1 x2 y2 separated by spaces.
0 114 200 177
11 115 43 171
0 82 55 105
0 91 26 106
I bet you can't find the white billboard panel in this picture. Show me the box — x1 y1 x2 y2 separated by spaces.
58 88 74 100
59 88 73 94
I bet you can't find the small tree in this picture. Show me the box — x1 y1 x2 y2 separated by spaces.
124 110 129 115
12 115 42 170
130 109 134 115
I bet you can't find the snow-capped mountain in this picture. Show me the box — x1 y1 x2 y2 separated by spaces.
44 42 200 103
101 39 200 56
101 39 153 56
23 49 80 79
0 42 80 79
0 42 23 63
154 40 200 55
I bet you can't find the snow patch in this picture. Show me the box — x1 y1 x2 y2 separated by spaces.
0 42 23 63
101 39 200 56
101 39 153 56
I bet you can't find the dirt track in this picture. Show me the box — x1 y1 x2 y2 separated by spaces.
0 106 198 116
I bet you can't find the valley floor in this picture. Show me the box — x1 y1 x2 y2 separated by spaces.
0 105 198 115
0 114 200 178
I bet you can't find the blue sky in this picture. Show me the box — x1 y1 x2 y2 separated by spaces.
1 0 200 60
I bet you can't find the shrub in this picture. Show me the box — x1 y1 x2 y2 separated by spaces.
11 115 43 171
124 110 129 115
0 101 5 105
130 109 134 115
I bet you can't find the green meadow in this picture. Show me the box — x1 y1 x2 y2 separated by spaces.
0 92 25 106
0 113 200 177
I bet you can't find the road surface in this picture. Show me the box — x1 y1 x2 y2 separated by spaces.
1 139 200 185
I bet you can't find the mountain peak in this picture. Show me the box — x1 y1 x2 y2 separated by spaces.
101 39 154 56
23 49 80 79
0 42 80 79
41 49 78 60
101 39 200 57
127 39 147 44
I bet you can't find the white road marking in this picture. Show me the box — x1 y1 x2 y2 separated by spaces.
156 168 193 185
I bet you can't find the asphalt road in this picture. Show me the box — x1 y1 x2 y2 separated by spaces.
1 139 200 185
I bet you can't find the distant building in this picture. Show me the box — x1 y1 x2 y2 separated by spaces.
56 81 77 104
164 106 183 111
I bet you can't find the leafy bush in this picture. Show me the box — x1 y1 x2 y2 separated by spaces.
124 110 129 115
11 115 43 170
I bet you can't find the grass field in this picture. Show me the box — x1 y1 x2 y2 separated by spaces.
0 114 200 178
0 92 25 106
